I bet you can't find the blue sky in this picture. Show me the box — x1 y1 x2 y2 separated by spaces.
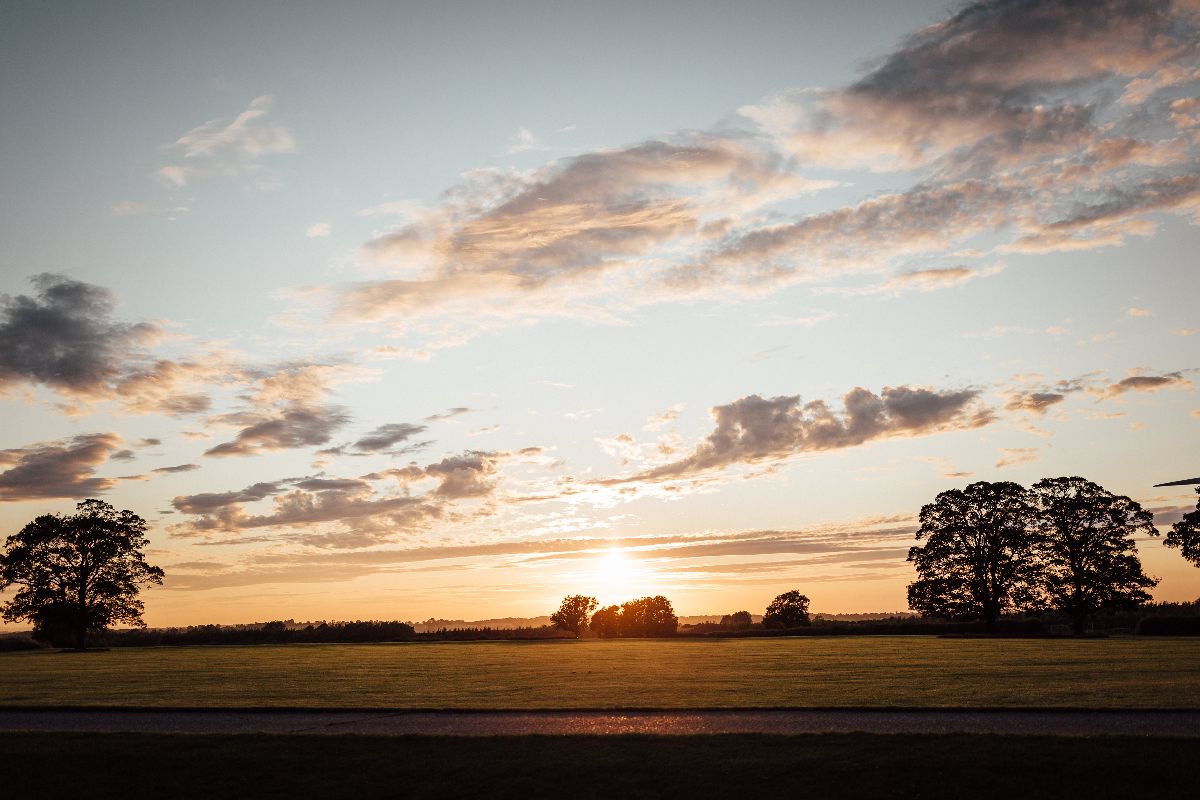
1 0 1198 625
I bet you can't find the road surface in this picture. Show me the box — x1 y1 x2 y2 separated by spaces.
1 708 1198 736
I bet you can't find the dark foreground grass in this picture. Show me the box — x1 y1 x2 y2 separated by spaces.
3 732 1196 799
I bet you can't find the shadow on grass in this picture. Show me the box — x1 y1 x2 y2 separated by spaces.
2 732 1196 799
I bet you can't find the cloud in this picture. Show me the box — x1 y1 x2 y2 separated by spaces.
426 407 474 422
172 481 287 515
504 127 546 155
425 451 502 498
351 422 429 453
744 0 1196 170
1101 371 1192 398
305 0 1197 352
334 135 828 331
844 264 1004 296
320 422 433 457
1005 368 1195 411
152 463 201 475
0 274 161 399
1004 391 1066 415
205 404 350 457
643 403 685 431
113 358 218 416
1126 306 1154 317
996 447 1038 469
171 450 508 545
201 362 380 457
306 222 332 238
157 96 295 187
0 433 121 501
602 384 993 484
0 275 230 416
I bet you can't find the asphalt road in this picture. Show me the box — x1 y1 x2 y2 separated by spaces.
2 708 1198 737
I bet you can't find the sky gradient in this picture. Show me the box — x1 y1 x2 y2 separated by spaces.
1 0 1198 626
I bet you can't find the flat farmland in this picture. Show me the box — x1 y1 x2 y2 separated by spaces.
1 637 1198 709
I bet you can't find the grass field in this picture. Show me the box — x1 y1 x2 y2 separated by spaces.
2 732 1197 799
2 637 1198 709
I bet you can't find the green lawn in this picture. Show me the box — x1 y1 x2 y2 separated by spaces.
2 732 1197 799
2 637 1198 709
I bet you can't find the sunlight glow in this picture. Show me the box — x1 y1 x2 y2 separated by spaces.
591 549 645 605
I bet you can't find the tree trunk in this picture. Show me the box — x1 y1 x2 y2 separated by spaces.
1072 609 1087 636
73 625 87 651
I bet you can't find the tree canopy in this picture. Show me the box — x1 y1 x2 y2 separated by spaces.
550 594 598 636
1029 477 1158 634
1165 488 1200 567
587 596 678 637
906 481 1040 632
0 499 163 649
763 590 810 629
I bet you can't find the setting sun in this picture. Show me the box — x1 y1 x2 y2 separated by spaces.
591 550 646 605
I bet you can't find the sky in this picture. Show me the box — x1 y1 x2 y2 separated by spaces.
1 0 1198 627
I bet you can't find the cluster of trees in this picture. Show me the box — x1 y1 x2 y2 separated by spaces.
551 590 812 638
907 476 1179 634
551 594 680 637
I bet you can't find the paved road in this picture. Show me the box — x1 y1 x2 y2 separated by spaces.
1 709 1198 737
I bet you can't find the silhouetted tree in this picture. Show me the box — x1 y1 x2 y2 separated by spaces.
0 500 163 649
619 596 679 636
550 594 598 637
1165 488 1200 567
720 610 753 629
590 605 621 638
907 481 1039 633
763 591 810 629
1029 477 1158 634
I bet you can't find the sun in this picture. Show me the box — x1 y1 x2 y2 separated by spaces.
592 549 641 604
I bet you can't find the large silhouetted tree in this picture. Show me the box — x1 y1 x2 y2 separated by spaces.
1029 477 1158 634
907 481 1039 633
1165 488 1200 567
550 594 598 637
0 500 163 649
762 591 810 629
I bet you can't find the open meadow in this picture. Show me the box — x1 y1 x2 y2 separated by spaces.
3 637 1198 709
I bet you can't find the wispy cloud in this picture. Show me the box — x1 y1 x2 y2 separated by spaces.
156 95 295 187
171 449 509 547
996 447 1038 469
